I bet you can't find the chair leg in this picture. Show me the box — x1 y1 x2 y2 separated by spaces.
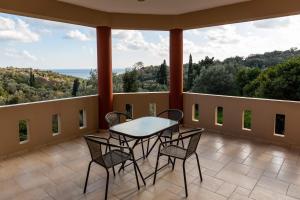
141 139 145 159
112 166 116 176
146 138 150 156
195 153 203 182
104 169 110 200
83 161 93 193
153 153 160 185
172 158 176 171
118 161 126 173
105 136 111 153
183 160 188 197
133 162 140 190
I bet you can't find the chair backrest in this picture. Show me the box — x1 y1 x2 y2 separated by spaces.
105 111 131 127
157 109 184 122
84 135 105 166
185 128 205 157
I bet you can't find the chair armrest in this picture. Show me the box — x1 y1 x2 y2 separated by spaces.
84 135 132 151
84 135 109 142
159 128 205 146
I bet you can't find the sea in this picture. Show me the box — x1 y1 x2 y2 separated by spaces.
51 68 125 79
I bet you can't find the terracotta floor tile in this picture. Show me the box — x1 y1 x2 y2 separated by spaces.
1 130 300 199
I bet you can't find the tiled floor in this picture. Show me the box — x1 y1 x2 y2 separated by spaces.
1 130 300 200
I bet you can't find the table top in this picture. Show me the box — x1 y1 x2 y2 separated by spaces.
109 116 178 139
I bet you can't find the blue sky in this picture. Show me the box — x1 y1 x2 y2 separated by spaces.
0 12 300 69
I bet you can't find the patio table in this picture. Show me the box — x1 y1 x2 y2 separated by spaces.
109 116 178 181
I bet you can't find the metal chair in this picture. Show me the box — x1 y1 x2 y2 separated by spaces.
105 111 146 158
83 135 145 200
156 109 184 147
153 128 205 197
157 109 183 137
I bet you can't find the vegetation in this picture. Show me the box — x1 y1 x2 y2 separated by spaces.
216 107 223 125
1 48 300 106
186 48 300 101
243 110 252 129
0 67 96 105
19 120 28 142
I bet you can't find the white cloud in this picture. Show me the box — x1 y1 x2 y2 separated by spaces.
0 17 39 43
183 14 300 62
113 30 147 50
112 30 169 58
65 30 90 41
4 49 38 61
193 25 242 44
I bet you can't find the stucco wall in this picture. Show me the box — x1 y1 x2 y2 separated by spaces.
2 92 300 157
113 92 169 119
184 93 300 147
0 95 98 157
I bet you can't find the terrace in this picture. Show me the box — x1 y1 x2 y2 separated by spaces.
1 0 300 200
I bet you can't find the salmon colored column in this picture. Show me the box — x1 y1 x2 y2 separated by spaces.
169 29 183 110
97 26 113 129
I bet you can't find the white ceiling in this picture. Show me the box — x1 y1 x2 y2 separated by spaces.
57 0 251 15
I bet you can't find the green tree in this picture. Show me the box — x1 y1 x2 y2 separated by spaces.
72 78 80 96
251 57 300 100
29 68 35 87
191 64 237 95
156 60 168 85
113 73 123 93
187 54 194 91
123 67 138 92
236 67 261 95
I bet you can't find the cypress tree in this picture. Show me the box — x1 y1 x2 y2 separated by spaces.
187 54 194 90
157 59 167 85
29 68 35 87
72 78 80 96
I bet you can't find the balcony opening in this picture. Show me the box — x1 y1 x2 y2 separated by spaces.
113 30 169 93
192 104 199 121
243 110 252 130
149 103 156 116
79 109 87 129
19 120 29 143
125 104 133 119
215 106 223 126
52 114 61 135
275 114 285 136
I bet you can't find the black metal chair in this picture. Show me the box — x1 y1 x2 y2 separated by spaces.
156 109 184 147
153 128 205 197
105 111 146 158
83 135 145 200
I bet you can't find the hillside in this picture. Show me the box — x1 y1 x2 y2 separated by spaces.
0 67 86 105
1 48 300 105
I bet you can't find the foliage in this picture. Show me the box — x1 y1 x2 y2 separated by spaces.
191 64 237 95
29 68 35 87
250 57 300 100
0 67 95 105
72 78 80 96
187 54 194 90
123 67 139 92
243 110 252 129
236 67 261 96
19 120 28 142
1 48 300 106
156 60 168 85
